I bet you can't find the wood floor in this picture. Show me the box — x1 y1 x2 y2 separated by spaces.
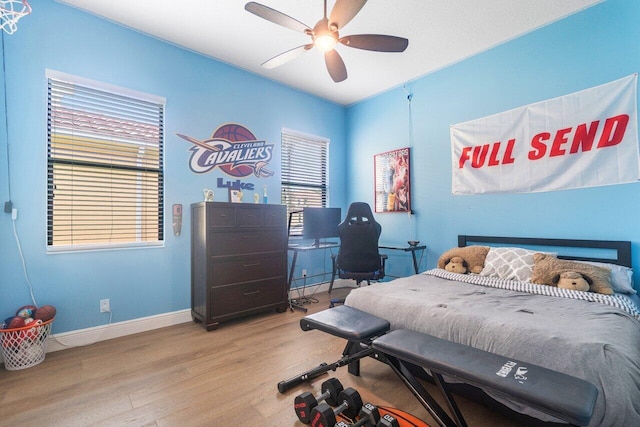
0 288 521 426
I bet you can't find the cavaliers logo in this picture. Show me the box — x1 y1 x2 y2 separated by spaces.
177 123 274 177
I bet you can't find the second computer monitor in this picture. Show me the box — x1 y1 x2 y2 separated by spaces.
303 207 341 246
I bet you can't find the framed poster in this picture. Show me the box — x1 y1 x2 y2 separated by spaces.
374 147 411 213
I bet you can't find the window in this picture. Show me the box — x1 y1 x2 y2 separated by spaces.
47 71 165 251
281 129 329 236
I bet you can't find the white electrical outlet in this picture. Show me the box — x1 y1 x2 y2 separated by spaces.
302 269 307 277
100 299 110 313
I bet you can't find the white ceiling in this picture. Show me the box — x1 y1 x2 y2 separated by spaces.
57 0 601 106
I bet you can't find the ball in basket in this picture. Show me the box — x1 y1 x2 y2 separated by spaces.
16 305 37 318
34 305 56 322
3 316 25 329
24 318 43 340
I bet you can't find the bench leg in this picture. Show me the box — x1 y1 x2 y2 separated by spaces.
383 354 463 427
277 341 374 393
344 341 361 376
432 372 468 427
328 254 337 294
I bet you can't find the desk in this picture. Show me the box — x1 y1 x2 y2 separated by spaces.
379 244 427 275
287 243 340 312
288 243 426 311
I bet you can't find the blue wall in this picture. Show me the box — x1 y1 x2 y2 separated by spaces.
346 0 640 283
1 0 639 334
0 0 346 333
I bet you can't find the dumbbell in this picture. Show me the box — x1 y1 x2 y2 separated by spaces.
377 413 400 427
334 402 381 426
310 388 363 427
294 378 344 423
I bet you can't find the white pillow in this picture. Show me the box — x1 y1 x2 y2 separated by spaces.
576 260 636 295
480 247 541 282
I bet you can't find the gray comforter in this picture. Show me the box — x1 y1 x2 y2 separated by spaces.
344 271 640 426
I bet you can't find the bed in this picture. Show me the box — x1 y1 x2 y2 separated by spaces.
344 236 640 426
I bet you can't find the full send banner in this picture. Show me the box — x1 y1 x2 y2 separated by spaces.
450 74 639 195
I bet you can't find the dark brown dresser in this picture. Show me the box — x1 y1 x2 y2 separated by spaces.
190 202 288 330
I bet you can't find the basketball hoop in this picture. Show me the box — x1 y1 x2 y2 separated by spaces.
1 0 31 35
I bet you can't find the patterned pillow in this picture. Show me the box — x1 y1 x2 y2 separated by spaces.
480 247 541 282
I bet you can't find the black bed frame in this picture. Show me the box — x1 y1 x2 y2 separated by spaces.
444 235 633 425
283 236 634 426
458 235 632 267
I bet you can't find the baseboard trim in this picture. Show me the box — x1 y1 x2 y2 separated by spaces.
47 281 349 353
2 281 353 364
46 309 192 353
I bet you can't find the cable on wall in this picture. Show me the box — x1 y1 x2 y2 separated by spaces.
2 3 110 350
404 84 418 248
2 32 112 349
2 30 12 204
404 84 414 150
2 31 37 307
51 310 113 349
12 216 37 306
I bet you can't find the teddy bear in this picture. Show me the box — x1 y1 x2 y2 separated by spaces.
437 246 489 274
444 256 468 274
553 271 590 292
531 253 614 295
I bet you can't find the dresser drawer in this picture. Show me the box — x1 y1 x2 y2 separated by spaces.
236 206 262 227
207 205 236 227
209 278 285 318
208 229 285 256
211 254 285 286
264 206 285 227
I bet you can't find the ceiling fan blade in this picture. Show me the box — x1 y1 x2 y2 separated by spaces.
340 34 409 52
325 49 347 82
245 2 310 33
262 44 313 69
329 0 367 30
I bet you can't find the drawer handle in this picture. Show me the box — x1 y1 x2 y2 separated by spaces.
243 290 261 296
243 263 261 267
242 236 259 239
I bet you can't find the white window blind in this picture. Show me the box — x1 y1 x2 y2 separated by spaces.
47 75 165 251
281 130 329 235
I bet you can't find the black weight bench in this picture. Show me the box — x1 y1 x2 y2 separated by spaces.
277 305 390 393
373 329 598 427
279 305 598 427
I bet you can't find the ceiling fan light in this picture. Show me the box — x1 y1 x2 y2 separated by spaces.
315 34 337 52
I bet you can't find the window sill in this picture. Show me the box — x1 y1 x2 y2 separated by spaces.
47 241 164 254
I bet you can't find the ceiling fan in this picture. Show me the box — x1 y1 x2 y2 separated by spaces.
244 0 409 82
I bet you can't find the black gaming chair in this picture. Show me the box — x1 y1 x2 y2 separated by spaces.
328 202 387 305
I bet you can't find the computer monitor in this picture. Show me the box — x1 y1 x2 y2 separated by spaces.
302 207 341 246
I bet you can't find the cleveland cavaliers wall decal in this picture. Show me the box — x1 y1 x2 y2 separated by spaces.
177 123 275 178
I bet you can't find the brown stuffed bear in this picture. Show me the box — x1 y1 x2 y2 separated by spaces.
444 256 468 274
554 271 590 292
438 246 489 274
531 253 614 295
